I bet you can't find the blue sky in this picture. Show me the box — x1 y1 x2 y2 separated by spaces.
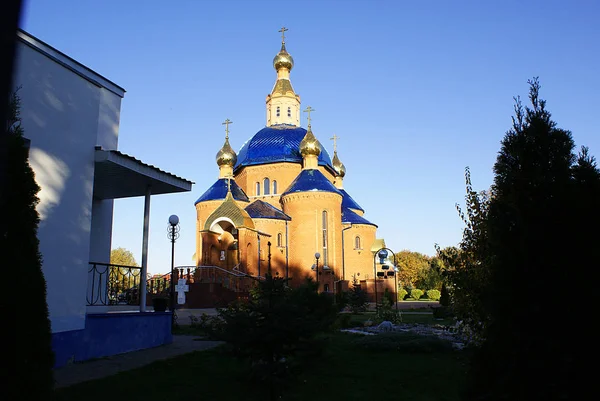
21 0 600 274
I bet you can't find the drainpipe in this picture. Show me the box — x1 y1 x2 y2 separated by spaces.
341 224 352 282
285 220 289 280
257 234 261 277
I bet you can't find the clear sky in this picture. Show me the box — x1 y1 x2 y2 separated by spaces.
20 0 600 274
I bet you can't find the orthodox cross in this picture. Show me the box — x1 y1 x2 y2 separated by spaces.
175 278 189 305
278 26 288 44
330 134 339 152
303 106 315 126
222 118 233 139
227 177 232 192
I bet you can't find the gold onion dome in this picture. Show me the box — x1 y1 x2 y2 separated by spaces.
299 125 321 157
216 136 237 167
332 151 346 178
273 43 294 71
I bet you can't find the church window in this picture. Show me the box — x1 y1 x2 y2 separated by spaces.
276 106 280 117
324 284 330 292
277 233 283 247
355 236 361 249
255 182 260 196
272 180 277 194
322 210 328 267
263 178 270 195
287 107 291 117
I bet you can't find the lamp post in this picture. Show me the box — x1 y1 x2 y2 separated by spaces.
373 247 397 312
167 215 180 325
313 252 321 291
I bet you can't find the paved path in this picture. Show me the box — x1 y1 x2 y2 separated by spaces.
54 336 222 388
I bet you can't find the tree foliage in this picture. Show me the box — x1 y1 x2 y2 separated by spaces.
453 78 599 401
110 247 138 266
394 250 430 288
6 89 54 397
209 274 337 399
347 275 368 313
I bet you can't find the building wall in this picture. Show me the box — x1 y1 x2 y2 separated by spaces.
252 219 289 278
13 39 122 333
234 162 337 209
342 224 377 281
281 191 342 290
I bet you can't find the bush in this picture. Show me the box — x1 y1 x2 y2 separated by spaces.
398 288 408 301
410 289 424 300
432 306 453 319
427 289 441 301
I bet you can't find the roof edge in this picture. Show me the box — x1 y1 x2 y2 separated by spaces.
17 29 126 97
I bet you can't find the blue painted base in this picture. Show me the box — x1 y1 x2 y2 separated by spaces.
52 312 172 368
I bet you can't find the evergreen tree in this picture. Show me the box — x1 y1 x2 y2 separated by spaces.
466 78 598 401
6 90 54 397
347 275 368 314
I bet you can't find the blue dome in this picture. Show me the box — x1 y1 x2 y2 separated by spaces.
234 125 335 173
194 178 249 205
281 169 342 196
342 207 377 227
340 189 364 213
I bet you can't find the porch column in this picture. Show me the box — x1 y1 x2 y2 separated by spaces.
139 185 151 312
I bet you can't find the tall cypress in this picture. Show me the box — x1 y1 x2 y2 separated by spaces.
466 78 598 400
6 90 54 397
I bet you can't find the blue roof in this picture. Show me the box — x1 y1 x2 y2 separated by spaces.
282 169 342 196
194 178 249 204
340 189 364 212
342 207 377 227
245 200 291 221
234 125 335 173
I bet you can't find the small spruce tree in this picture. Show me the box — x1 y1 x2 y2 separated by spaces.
6 90 54 397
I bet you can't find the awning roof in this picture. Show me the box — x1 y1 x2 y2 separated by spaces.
93 148 193 199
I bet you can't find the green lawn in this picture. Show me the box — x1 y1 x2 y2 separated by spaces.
54 332 468 401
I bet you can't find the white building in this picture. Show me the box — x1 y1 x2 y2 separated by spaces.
13 30 193 367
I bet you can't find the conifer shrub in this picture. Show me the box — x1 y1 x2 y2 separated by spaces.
7 90 54 398
410 289 424 300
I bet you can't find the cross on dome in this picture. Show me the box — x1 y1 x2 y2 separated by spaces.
278 26 288 44
222 118 233 139
330 134 339 152
303 106 315 127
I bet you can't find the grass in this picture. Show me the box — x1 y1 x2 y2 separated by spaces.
54 332 469 401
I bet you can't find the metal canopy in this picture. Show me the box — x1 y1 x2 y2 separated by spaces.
93 149 193 200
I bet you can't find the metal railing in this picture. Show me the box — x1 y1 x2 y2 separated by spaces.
87 262 142 306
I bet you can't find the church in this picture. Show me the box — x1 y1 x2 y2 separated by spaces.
193 28 390 294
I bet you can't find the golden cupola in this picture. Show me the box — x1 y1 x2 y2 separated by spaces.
216 119 236 178
266 27 301 127
273 43 294 72
300 125 321 157
300 107 321 170
332 152 346 177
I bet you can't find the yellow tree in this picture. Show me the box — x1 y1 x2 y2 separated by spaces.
394 250 430 289
109 248 140 301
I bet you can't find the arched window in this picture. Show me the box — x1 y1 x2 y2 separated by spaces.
276 106 280 117
272 180 278 194
355 236 361 249
277 233 283 247
322 210 328 266
255 182 260 196
263 178 270 195
287 107 291 117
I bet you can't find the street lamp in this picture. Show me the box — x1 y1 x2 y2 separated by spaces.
373 247 397 311
167 215 180 324
312 252 321 291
